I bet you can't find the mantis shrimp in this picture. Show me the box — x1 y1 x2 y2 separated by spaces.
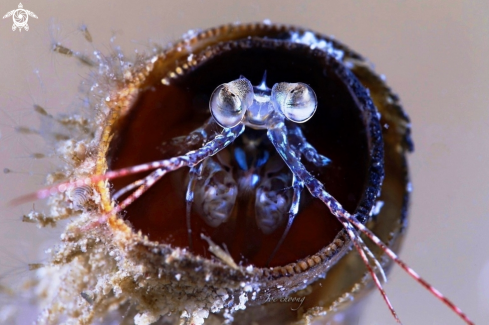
10 23 474 324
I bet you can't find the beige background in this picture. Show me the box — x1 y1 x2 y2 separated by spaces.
1 1 488 324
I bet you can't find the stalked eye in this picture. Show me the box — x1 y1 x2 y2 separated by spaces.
271 82 317 123
209 78 254 128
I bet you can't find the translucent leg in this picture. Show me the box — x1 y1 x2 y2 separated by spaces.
266 174 303 266
193 158 238 228
287 124 331 167
185 163 203 250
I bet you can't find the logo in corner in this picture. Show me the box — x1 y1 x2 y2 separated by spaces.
3 3 38 32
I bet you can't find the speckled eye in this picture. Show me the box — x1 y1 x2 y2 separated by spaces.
209 78 254 128
271 82 317 123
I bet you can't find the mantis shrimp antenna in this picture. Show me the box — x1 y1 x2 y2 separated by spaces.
10 76 474 325
10 124 244 206
266 116 474 325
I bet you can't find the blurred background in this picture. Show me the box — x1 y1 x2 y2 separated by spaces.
0 1 488 324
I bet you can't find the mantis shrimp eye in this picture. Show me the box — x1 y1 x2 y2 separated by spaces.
210 78 254 128
271 82 317 123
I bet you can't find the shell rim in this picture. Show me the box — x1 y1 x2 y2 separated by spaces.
96 22 385 303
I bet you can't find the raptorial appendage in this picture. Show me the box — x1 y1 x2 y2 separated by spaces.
179 77 330 261
14 73 473 325
100 75 394 308
105 76 473 324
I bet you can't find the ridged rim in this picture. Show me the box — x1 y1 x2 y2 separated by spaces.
99 22 385 305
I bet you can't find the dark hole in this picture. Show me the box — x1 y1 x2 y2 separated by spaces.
108 39 370 267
